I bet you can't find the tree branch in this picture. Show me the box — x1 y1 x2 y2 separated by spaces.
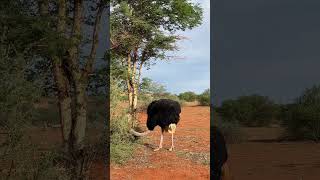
83 2 105 76
57 0 66 33
68 0 83 76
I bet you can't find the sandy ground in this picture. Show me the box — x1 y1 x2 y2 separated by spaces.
227 127 320 180
110 106 211 180
3 105 320 180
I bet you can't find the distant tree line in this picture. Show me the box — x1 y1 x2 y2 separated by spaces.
215 85 320 142
178 89 210 106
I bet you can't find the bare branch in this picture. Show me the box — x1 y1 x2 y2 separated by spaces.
83 2 105 76
72 0 82 37
57 0 66 33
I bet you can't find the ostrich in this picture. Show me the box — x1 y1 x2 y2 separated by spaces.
130 99 181 151
212 126 232 180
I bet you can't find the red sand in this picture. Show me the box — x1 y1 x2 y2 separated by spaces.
24 105 320 180
109 106 210 180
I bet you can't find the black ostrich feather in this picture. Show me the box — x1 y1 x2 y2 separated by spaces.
211 126 228 179
146 99 181 131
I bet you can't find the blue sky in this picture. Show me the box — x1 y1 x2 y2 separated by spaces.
141 0 210 95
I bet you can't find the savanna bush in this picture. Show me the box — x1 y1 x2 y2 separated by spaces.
178 91 197 102
138 92 185 112
110 78 136 164
198 89 210 106
281 86 320 141
216 95 279 127
0 55 68 178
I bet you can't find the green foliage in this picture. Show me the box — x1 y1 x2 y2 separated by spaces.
178 91 197 102
110 0 203 110
110 115 136 165
198 89 210 106
111 0 203 53
0 15 67 177
216 95 278 127
110 78 136 164
137 78 186 111
281 86 320 141
139 77 166 95
1 1 108 178
0 33 40 129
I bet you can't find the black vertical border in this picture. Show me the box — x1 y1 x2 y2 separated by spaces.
210 0 216 179
104 1 110 179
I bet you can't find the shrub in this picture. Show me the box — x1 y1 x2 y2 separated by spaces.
138 92 186 112
155 93 185 105
110 115 136 165
281 86 320 141
178 91 197 102
110 78 136 164
198 89 210 106
0 53 68 178
216 95 278 127
214 111 245 143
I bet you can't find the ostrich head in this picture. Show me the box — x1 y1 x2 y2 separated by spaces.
168 123 176 134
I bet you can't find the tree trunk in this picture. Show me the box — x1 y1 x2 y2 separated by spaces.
127 79 133 109
132 84 138 113
126 53 135 125
126 52 144 126
133 60 144 116
73 81 87 149
131 52 138 115
52 57 72 151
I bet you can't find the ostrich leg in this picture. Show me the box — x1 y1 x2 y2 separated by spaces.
154 130 164 151
169 132 174 151
168 123 176 151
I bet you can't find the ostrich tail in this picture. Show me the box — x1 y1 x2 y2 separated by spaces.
130 129 151 137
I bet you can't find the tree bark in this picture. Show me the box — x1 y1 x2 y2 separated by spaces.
52 57 72 150
126 50 145 126
126 53 133 108
133 60 144 113
131 58 137 115
51 0 73 151
73 80 87 149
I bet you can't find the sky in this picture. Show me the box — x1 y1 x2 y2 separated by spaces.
141 0 211 95
213 0 320 105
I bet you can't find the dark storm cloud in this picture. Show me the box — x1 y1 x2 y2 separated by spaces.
213 0 320 105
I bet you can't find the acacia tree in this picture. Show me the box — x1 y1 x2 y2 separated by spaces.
1 0 108 178
40 1 108 178
110 0 203 122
